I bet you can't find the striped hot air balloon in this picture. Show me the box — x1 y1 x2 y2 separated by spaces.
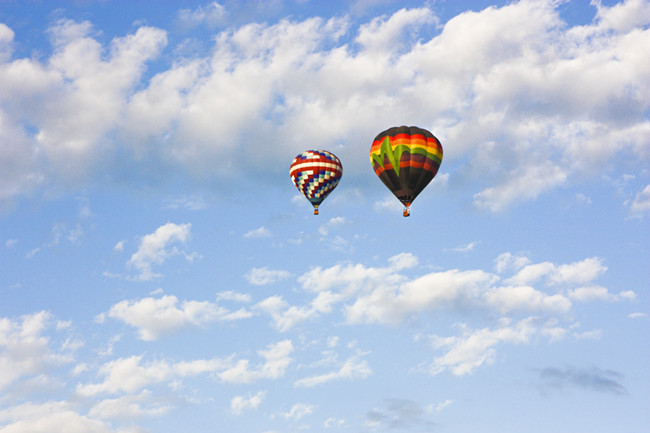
290 150 342 215
370 126 443 217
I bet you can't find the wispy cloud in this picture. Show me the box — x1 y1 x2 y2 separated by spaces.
538 366 627 395
231 391 266 416
177 2 226 29
243 226 271 239
218 340 294 384
245 267 291 286
365 399 436 431
629 184 650 216
275 403 314 421
127 222 196 281
295 349 371 387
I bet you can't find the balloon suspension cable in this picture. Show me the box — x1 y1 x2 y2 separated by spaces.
403 206 410 217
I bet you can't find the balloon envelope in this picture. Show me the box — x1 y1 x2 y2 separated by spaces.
370 126 443 215
290 150 342 215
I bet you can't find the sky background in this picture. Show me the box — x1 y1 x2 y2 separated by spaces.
1 0 649 432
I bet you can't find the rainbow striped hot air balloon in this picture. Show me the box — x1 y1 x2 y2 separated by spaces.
370 126 443 217
290 150 342 215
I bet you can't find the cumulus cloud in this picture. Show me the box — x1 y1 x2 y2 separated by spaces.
248 251 627 375
0 311 73 391
104 294 252 340
127 222 194 281
0 2 648 210
255 251 622 332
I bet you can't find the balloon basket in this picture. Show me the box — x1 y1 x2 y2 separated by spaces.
403 207 410 217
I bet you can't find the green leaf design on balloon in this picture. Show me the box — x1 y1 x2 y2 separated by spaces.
371 136 409 176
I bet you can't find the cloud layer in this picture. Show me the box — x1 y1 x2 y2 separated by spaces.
1 0 648 211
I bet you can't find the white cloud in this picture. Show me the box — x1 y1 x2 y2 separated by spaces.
127 222 193 281
484 285 571 314
494 252 531 274
257 291 344 332
89 390 171 419
549 257 608 285
0 20 166 202
294 353 372 387
473 163 568 212
1 3 649 209
74 356 208 394
105 294 252 340
216 290 252 303
177 2 226 29
593 0 650 32
245 267 291 285
298 252 416 294
218 340 294 384
324 416 346 428
426 318 541 376
451 242 477 253
568 286 636 302
0 22 14 46
345 269 497 324
0 311 73 391
243 226 271 239
318 216 346 236
629 184 650 215
277 403 314 421
287 252 615 327
373 195 403 213
77 340 292 397
504 257 607 286
326 336 340 348
628 312 647 319
428 399 454 414
0 401 117 433
230 391 266 415
164 195 207 210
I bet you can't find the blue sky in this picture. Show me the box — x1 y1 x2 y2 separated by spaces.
1 0 649 432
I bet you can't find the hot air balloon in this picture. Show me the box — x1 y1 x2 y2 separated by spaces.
370 126 443 217
290 150 342 215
